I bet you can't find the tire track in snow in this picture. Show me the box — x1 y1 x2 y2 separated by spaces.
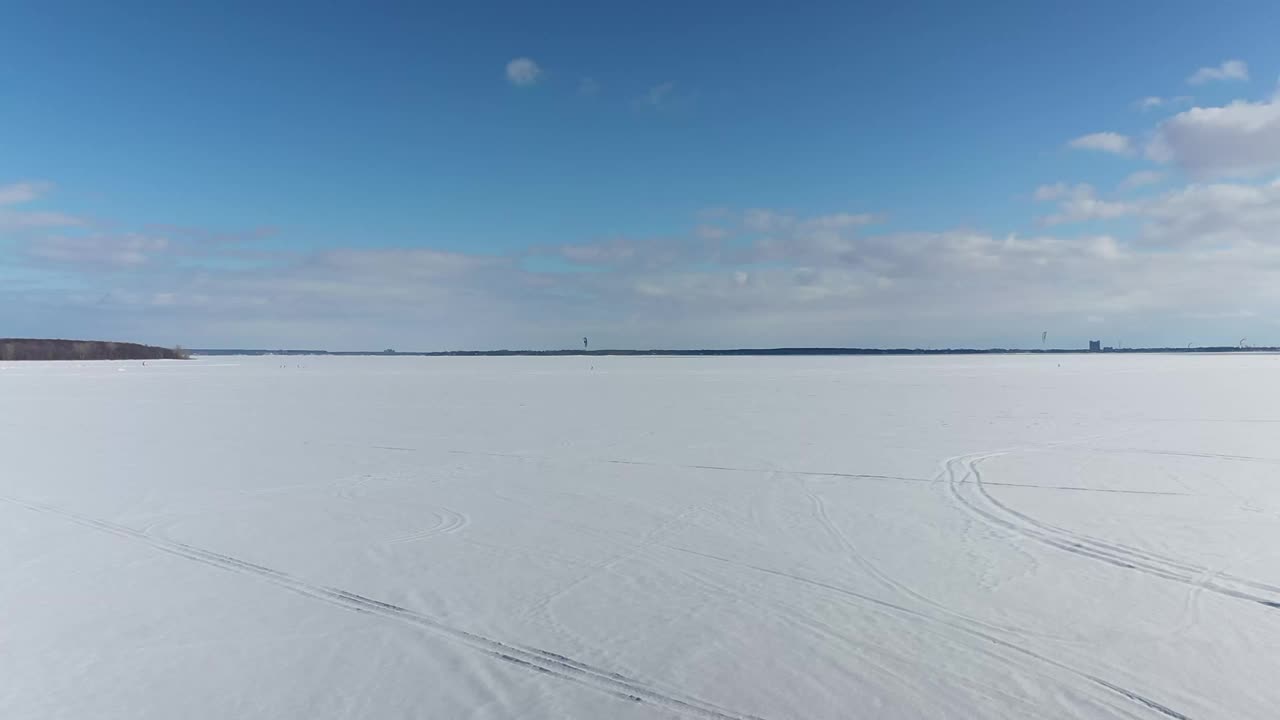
947 454 1280 610
0 494 767 720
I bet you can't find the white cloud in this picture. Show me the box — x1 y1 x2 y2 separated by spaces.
743 208 794 233
1068 132 1134 155
1137 180 1280 248
0 181 84 230
20 190 1280 349
1121 170 1165 189
639 82 675 107
1034 183 1070 201
1187 59 1249 85
505 57 542 86
0 181 51 206
1135 96 1194 111
695 224 728 240
805 213 879 229
1035 184 1133 225
25 233 169 267
578 77 600 95
558 238 639 266
1147 97 1280 177
14 175 1280 349
0 209 83 230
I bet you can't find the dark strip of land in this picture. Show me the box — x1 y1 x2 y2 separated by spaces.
0 339 187 361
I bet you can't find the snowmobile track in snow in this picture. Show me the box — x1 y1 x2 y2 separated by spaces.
947 452 1280 611
0 494 767 720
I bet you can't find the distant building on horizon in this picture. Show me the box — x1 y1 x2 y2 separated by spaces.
1088 340 1102 352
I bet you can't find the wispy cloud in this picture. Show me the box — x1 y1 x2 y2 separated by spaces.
0 181 52 206
505 57 543 86
638 81 675 108
1068 132 1134 155
1187 59 1249 85
24 233 169 268
0 181 84 230
1121 170 1165 189
1135 96 1192 112
1035 184 1133 225
13 182 1280 349
578 77 600 95
695 224 728 240
0 209 84 230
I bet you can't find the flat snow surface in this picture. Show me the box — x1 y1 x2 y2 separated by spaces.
3 354 1280 719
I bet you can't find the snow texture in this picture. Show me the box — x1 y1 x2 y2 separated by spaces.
3 354 1279 719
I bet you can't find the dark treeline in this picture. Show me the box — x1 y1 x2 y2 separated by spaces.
190 346 1280 357
0 339 187 361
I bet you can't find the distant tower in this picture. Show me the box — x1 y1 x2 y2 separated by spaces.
1088 340 1101 352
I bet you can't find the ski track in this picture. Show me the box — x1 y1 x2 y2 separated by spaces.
0 494 767 720
947 452 1280 610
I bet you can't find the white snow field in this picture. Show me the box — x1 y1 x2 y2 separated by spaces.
3 354 1280 719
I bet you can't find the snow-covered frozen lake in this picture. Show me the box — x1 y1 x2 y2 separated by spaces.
3 354 1279 719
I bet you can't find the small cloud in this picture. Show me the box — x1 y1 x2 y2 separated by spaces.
1038 184 1132 225
1120 170 1165 189
638 81 675 107
1187 59 1248 85
1067 132 1134 156
24 233 169 268
505 57 542 86
1136 96 1194 112
0 180 83 230
0 180 51 206
743 208 795 233
558 237 638 266
805 213 880 229
1033 183 1070 201
578 77 600 95
0 209 83 230
695 224 728 240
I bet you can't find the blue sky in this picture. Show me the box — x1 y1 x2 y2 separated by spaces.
4 1 1280 349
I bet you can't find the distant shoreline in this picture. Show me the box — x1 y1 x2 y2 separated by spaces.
189 346 1280 358
1 339 187 361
